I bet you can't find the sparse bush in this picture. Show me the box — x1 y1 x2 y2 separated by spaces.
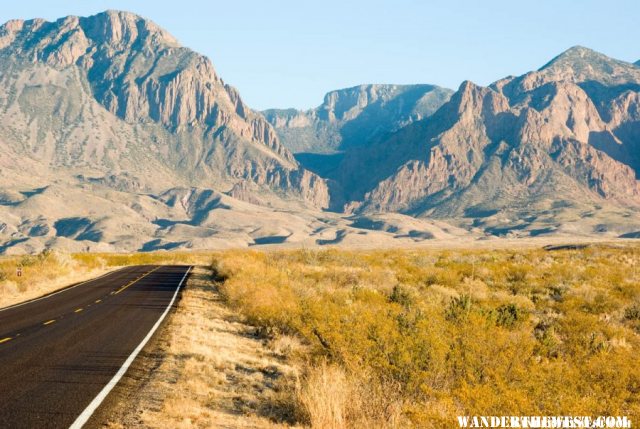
445 294 472 322
389 284 416 308
624 304 640 321
534 320 559 358
492 303 527 329
214 245 640 426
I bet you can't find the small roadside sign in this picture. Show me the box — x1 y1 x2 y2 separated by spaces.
16 266 22 277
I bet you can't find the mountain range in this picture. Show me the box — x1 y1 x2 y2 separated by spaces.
267 46 640 237
0 11 638 253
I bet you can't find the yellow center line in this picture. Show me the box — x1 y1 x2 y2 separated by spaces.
43 319 56 326
95 299 102 303
114 267 160 295
75 308 83 313
0 337 12 344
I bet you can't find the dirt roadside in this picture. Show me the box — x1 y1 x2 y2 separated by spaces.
92 265 301 429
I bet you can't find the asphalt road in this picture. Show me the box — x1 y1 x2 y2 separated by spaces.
0 264 191 429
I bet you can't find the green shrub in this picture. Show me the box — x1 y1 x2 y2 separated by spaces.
445 294 472 322
624 304 640 321
493 303 527 329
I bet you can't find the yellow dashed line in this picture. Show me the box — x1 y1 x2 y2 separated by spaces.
0 337 12 344
75 308 83 313
95 299 102 303
43 319 56 326
114 267 160 295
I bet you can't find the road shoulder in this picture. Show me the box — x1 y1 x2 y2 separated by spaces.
96 265 300 428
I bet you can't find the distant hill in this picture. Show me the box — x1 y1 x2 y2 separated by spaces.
263 84 453 154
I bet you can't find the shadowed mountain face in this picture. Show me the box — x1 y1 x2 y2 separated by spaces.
0 11 329 208
263 84 453 207
263 84 453 154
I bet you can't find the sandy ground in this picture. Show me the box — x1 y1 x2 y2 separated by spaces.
97 266 300 429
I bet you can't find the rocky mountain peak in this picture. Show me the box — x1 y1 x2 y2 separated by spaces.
536 45 640 86
0 10 330 211
448 80 508 118
318 84 438 122
453 80 486 102
79 10 179 48
542 46 603 65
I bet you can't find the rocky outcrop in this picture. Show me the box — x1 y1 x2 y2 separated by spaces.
0 11 327 208
335 47 640 219
263 84 453 154
532 46 640 87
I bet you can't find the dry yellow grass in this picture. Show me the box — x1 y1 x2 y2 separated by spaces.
296 362 404 429
298 363 348 429
0 251 111 308
214 245 640 428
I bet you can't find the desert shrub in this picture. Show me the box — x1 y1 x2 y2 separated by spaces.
445 294 472 322
213 245 640 427
491 303 527 329
625 304 640 321
534 320 560 358
389 284 417 308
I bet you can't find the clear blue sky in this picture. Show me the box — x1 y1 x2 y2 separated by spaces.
1 1 638 110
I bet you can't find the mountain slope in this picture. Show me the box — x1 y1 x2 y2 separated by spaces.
1 14 638 252
263 84 452 207
0 11 328 208
0 11 343 253
334 47 640 236
263 84 453 154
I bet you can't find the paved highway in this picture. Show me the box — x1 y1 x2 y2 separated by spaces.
0 264 191 428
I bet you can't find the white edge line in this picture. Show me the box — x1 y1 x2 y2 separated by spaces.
0 266 134 313
69 265 192 429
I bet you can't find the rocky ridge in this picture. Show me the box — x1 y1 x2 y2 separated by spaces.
0 11 329 208
1 12 639 253
263 84 453 154
328 47 640 236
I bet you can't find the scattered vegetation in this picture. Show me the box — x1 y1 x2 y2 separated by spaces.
2 245 639 427
213 245 640 427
